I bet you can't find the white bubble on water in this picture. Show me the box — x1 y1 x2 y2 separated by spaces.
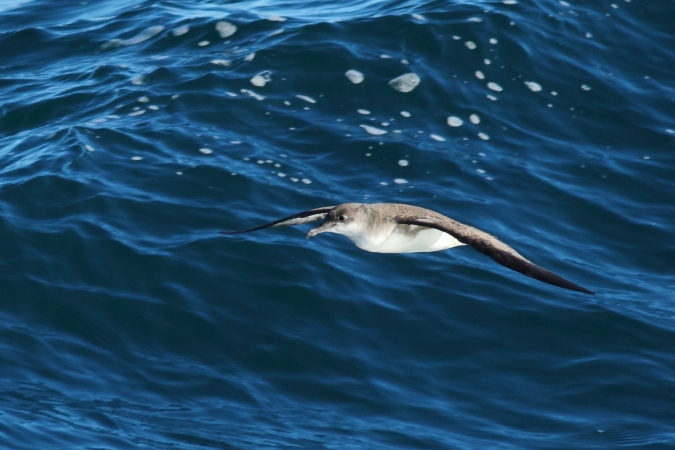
470 114 480 124
211 59 231 66
465 41 477 50
400 111 411 117
245 52 256 61
198 41 210 47
581 84 592 91
85 145 95 152
447 116 464 127
394 178 408 184
241 89 265 101
267 16 287 22
478 132 490 140
430 134 446 141
398 159 409 167
389 73 420 93
296 95 316 103
104 26 164 49
345 70 364 84
524 81 542 92
131 156 143 161
475 71 485 80
357 109 371 115
250 70 272 87
360 124 387 135
173 26 189 36
216 21 237 38
487 82 503 92
199 148 213 154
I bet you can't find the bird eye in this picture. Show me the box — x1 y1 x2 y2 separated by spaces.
338 215 345 221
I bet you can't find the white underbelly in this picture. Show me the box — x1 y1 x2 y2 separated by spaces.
353 225 465 253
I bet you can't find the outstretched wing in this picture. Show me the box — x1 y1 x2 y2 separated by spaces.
220 206 336 235
397 215 594 294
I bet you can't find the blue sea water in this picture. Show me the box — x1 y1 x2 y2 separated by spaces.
1 0 674 447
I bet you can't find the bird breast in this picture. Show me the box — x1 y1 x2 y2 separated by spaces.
350 224 465 253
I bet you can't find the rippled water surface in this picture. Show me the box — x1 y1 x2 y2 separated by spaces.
1 0 674 448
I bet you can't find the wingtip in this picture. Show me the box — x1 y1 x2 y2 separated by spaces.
219 230 243 235
549 277 595 295
578 286 595 295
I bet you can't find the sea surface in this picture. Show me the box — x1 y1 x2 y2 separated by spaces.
1 0 674 448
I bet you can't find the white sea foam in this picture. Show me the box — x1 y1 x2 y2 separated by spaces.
251 71 272 87
389 73 420 93
216 21 237 38
241 89 265 101
447 116 463 127
524 81 542 92
103 26 164 49
360 125 387 135
173 26 189 36
487 82 503 92
296 95 316 104
345 70 364 84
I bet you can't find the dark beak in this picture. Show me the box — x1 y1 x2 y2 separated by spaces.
306 221 335 239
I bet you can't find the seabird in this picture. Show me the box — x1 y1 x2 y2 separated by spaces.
221 203 594 294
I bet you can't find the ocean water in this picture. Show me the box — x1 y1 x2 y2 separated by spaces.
1 0 674 447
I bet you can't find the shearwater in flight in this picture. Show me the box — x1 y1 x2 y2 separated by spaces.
221 203 594 294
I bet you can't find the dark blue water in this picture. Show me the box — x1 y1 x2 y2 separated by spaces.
1 0 674 447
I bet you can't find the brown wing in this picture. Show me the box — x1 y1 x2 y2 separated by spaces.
220 206 336 235
397 215 594 295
